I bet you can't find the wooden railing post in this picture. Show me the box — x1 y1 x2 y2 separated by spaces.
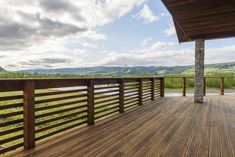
204 77 206 96
23 81 35 150
182 77 186 96
138 78 143 106
119 79 124 113
220 77 224 95
160 78 165 97
151 78 155 101
87 80 95 125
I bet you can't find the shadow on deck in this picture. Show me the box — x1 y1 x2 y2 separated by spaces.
10 96 235 157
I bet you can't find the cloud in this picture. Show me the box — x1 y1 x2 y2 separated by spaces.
34 58 72 64
16 58 73 69
162 18 176 36
39 0 85 22
99 42 235 67
0 10 86 50
150 41 176 50
2 40 235 70
99 41 191 66
206 45 235 64
163 24 176 36
79 31 108 41
160 12 170 17
1 0 234 71
0 54 5 58
141 37 153 47
0 0 145 50
134 4 159 23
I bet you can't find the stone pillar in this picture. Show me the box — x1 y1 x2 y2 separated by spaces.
194 39 205 103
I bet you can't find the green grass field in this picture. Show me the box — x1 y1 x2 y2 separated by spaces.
1 72 234 89
164 73 235 89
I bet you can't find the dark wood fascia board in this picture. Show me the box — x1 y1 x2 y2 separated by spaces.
161 0 191 43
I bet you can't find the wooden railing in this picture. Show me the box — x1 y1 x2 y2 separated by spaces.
1 76 234 154
164 76 235 96
0 77 164 154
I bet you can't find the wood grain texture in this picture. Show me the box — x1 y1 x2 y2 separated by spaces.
119 79 125 113
221 77 225 95
23 81 35 150
10 95 235 157
138 79 143 106
182 77 186 96
87 80 94 125
161 0 235 42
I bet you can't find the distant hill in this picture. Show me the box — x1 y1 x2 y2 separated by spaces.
0 67 5 72
19 61 235 75
20 66 158 75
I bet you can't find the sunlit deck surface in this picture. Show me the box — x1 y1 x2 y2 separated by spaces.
12 96 235 157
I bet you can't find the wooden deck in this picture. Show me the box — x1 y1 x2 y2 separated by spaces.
10 96 235 157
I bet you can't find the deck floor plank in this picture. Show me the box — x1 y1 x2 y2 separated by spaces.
8 96 235 157
221 97 235 157
154 102 199 157
97 97 193 157
218 100 233 157
196 98 211 157
209 97 221 157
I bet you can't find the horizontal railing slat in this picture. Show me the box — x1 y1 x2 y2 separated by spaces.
95 106 119 115
95 97 119 104
95 101 120 110
36 115 87 133
0 103 23 110
95 109 119 120
0 134 23 145
0 111 23 118
36 110 87 126
94 86 119 90
35 106 87 119
35 100 87 112
0 143 24 154
0 127 23 136
35 89 87 97
0 95 23 101
95 89 119 95
0 119 23 127
35 94 87 104
95 93 119 99
125 103 139 109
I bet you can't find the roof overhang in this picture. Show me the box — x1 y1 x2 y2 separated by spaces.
161 0 235 42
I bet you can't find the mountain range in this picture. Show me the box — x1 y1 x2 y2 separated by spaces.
0 67 5 72
12 61 235 75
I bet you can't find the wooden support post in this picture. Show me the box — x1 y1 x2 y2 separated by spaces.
194 39 205 103
138 78 143 106
182 77 186 96
23 81 35 150
87 80 95 125
160 78 165 97
119 79 124 113
151 78 155 101
220 77 224 95
204 77 206 96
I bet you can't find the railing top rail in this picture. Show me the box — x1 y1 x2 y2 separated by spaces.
164 76 235 79
0 77 164 82
1 76 235 81
0 77 164 92
205 76 235 78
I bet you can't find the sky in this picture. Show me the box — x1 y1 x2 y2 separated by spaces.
0 0 235 71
